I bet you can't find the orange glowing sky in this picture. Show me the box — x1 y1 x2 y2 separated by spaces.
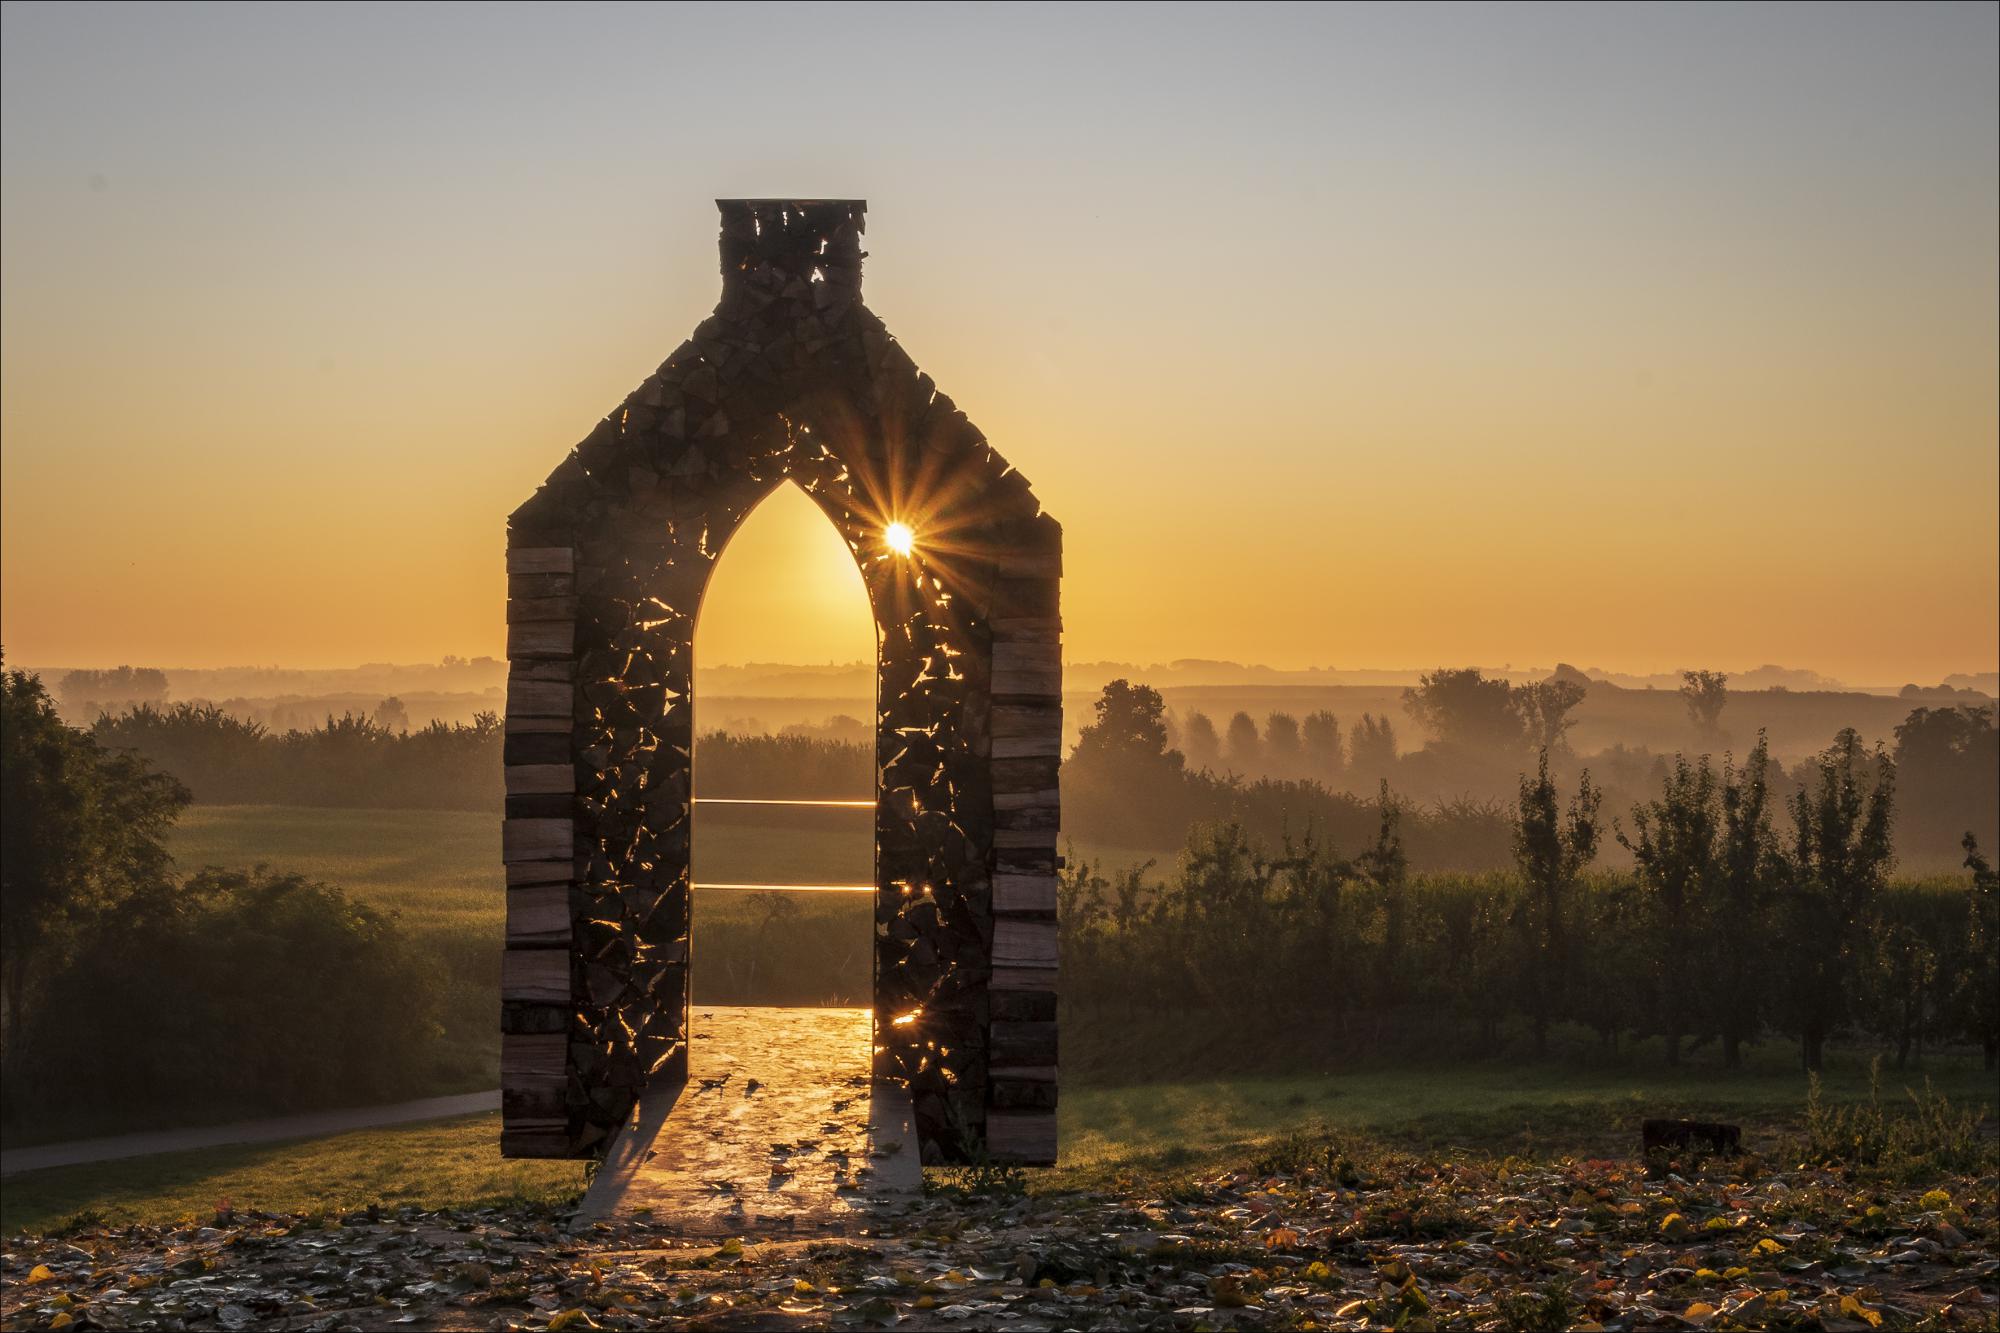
2 5 1995 683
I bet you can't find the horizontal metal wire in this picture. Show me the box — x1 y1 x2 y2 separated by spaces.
692 881 875 894
692 797 873 808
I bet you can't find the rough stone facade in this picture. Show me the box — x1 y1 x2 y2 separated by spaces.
502 200 1059 1165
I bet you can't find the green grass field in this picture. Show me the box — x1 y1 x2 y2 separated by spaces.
8 1046 1992 1235
0 1113 584 1235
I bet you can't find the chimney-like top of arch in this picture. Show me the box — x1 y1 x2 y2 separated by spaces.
716 198 867 300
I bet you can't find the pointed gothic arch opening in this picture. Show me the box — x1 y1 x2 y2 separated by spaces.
689 479 874 1010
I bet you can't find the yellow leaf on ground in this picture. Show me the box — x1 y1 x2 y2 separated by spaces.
50 1316 74 1331
1753 1237 1785 1255
547 1310 598 1332
1840 1295 1884 1328
26 1265 54 1284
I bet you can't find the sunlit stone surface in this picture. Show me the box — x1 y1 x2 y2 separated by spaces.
576 1006 920 1234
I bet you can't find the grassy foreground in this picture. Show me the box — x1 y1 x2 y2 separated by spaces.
9 1048 1992 1236
1 1113 583 1236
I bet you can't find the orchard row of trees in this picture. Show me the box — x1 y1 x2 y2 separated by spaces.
1063 746 1997 1074
1062 680 1999 1071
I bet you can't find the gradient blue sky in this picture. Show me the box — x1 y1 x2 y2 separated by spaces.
3 2 1994 680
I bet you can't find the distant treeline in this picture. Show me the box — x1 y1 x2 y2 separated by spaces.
87 703 872 811
1064 742 1999 1078
93 706 506 810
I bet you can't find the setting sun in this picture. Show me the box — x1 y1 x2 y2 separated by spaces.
883 522 915 557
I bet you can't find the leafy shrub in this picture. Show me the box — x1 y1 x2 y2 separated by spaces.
1800 1059 1990 1177
11 868 443 1123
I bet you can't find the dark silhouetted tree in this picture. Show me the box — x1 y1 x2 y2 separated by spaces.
1514 678 1588 757
1680 670 1729 746
1348 713 1398 782
1893 705 1997 866
1404 667 1523 752
1779 729 1894 1072
1619 753 1719 1065
1714 736 1779 1068
1613 735 1779 1068
1954 835 1998 1070
1182 711 1221 771
1225 711 1261 772
1 663 189 1064
1069 679 1183 781
1512 752 1601 1056
373 695 410 734
1302 709 1343 784
1264 712 1302 777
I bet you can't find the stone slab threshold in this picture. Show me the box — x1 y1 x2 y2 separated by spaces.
575 1006 921 1236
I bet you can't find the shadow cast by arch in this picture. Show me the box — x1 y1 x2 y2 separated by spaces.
501 200 1061 1165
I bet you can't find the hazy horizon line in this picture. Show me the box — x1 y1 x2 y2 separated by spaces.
15 653 1997 691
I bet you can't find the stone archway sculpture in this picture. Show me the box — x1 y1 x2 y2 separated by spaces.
501 200 1060 1166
